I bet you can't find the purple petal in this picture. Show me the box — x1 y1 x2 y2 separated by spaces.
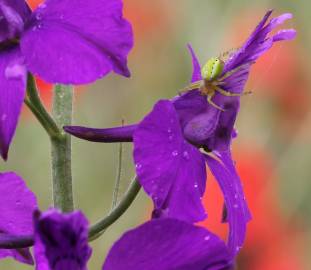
223 10 273 73
21 0 133 84
0 172 37 265
205 152 251 256
222 11 295 93
34 210 92 270
187 44 202 82
1 0 31 21
171 45 206 128
172 89 208 129
64 125 136 143
273 29 296 42
134 100 207 223
0 0 31 42
0 46 26 160
183 106 220 148
103 218 232 270
204 100 239 152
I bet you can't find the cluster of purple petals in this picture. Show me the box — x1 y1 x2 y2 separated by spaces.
64 9 296 258
0 0 133 160
0 172 233 270
0 5 296 270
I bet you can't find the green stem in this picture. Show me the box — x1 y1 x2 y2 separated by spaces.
111 139 124 209
51 84 74 212
89 176 141 241
0 177 141 249
25 74 60 138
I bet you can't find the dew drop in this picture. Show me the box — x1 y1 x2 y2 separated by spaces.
36 13 42 20
5 64 26 80
135 163 142 170
194 183 198 188
182 151 190 160
204 235 210 241
15 200 21 205
234 194 238 199
167 128 172 133
172 150 178 157
168 135 174 141
233 204 238 208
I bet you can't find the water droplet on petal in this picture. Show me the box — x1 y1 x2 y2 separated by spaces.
194 183 198 188
135 163 142 170
182 151 190 160
5 64 26 80
167 128 172 133
204 235 210 241
168 135 174 141
233 204 238 208
172 150 178 157
234 194 238 199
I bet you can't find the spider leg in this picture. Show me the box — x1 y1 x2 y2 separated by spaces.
218 62 253 82
178 80 203 95
214 86 252 97
207 92 225 111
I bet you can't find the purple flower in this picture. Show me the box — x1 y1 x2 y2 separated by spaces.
0 172 232 270
103 218 232 270
64 11 295 255
0 0 133 160
34 210 92 270
0 172 37 265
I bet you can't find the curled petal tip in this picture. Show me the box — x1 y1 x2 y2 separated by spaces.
64 125 136 143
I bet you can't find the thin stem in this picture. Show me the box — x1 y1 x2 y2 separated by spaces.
51 85 74 212
0 176 141 248
111 120 124 209
89 176 141 241
0 234 33 249
25 74 60 138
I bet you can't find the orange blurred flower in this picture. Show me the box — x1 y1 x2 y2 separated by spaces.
200 144 306 269
27 0 41 9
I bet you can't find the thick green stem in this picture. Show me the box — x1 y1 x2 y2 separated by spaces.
51 85 74 212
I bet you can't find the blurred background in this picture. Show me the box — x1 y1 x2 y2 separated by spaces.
0 0 310 269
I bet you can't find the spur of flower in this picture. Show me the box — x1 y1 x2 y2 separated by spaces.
64 10 296 255
0 0 133 160
0 172 233 270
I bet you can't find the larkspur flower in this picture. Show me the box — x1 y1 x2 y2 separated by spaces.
0 172 232 270
103 218 233 270
34 210 92 270
64 10 295 255
0 172 37 265
0 0 133 160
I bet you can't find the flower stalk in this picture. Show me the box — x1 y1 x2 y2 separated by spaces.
51 84 74 212
25 74 60 139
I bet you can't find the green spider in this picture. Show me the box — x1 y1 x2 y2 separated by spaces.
180 53 252 111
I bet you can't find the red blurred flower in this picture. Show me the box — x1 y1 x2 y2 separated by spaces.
200 144 306 269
